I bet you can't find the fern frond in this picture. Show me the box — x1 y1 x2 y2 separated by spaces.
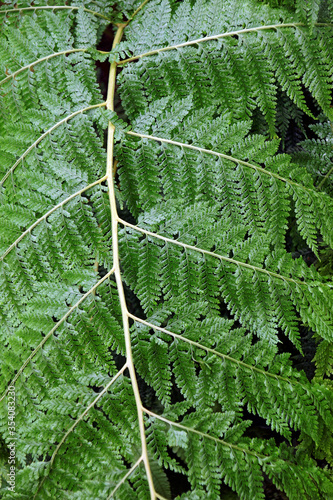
1 1 333 498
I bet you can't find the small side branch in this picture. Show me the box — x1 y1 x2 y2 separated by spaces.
118 218 311 288
128 313 296 385
317 165 333 191
107 456 143 499
0 267 115 402
117 22 333 65
125 131 312 193
0 48 87 87
0 102 106 186
0 175 107 262
33 364 128 499
128 0 151 22
143 407 265 460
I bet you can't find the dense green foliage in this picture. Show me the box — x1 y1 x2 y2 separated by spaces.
1 0 333 498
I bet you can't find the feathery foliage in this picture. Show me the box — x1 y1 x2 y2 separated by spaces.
1 0 333 498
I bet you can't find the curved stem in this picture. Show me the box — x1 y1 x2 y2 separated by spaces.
126 131 312 193
118 218 312 288
107 456 143 499
0 48 87 86
128 0 151 22
106 23 156 500
0 176 107 262
33 364 128 499
0 102 106 186
317 165 333 191
0 267 115 403
143 407 265 460
117 22 333 66
143 408 322 485
128 313 297 385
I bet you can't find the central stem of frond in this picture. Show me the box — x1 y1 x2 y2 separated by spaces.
105 21 156 500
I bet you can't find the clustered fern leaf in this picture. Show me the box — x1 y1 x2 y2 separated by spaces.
1 0 333 499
